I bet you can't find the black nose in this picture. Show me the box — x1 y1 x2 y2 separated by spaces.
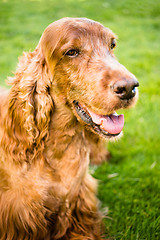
112 78 139 100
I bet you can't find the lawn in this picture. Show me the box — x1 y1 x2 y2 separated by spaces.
0 0 160 239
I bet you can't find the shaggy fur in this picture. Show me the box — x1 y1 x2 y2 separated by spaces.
0 18 138 240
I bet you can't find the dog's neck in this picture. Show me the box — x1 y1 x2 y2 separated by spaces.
46 91 87 155
44 91 90 194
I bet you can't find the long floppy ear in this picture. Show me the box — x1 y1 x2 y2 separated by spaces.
3 47 54 162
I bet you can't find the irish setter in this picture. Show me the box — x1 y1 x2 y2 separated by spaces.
0 18 139 239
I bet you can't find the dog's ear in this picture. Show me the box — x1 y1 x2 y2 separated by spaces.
39 18 69 73
2 19 68 162
3 47 54 162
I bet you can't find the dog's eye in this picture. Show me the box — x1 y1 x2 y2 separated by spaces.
111 39 116 49
65 49 79 57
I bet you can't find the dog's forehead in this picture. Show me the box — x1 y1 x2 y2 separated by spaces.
43 18 116 43
41 18 116 60
61 18 116 40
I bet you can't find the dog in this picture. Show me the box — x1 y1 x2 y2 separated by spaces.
0 18 139 239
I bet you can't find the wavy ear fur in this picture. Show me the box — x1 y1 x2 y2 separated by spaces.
3 47 54 163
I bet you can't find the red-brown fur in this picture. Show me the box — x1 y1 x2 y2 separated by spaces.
0 18 138 239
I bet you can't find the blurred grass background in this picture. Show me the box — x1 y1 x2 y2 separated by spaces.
0 0 160 239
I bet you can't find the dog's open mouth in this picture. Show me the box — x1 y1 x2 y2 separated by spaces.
73 100 124 138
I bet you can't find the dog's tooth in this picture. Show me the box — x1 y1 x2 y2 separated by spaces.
112 112 118 116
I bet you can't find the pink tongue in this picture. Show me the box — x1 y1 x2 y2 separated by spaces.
87 109 124 135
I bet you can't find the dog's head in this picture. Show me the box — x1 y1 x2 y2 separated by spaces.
40 17 139 139
6 18 139 160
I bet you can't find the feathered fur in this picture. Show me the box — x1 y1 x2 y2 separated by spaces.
0 18 138 239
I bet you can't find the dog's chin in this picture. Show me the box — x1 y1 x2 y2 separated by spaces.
73 100 124 140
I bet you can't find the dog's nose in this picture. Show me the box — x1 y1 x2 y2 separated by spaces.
112 78 139 100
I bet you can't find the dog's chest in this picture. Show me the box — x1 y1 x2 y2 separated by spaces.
0 139 90 237
5 141 89 206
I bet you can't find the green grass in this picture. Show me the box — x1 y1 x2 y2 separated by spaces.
0 0 160 239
